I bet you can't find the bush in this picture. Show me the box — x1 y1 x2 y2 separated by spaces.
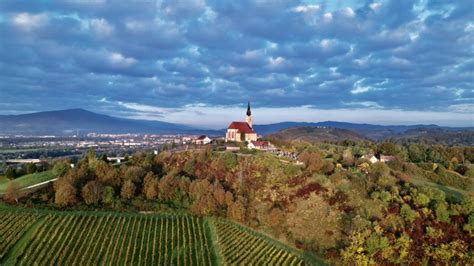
434 203 449 222
364 233 390 256
379 191 392 202
400 204 417 223
413 192 430 207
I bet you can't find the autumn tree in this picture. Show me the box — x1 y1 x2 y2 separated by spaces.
81 180 103 205
4 181 22 203
54 179 78 207
121 179 136 199
143 172 159 200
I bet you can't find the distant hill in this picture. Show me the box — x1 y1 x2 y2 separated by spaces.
0 109 203 135
391 128 474 146
255 121 473 140
267 126 370 143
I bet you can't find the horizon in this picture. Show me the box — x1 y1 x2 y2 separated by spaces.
0 0 473 127
2 107 473 130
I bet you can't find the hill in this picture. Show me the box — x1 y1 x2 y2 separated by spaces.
267 126 369 143
0 109 198 135
391 128 474 146
256 121 473 140
0 207 317 265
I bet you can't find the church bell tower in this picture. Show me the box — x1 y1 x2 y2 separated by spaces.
245 101 253 128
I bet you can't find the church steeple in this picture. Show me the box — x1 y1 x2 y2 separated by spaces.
245 101 253 128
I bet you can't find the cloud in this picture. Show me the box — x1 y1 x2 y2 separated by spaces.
12 12 48 30
0 0 472 126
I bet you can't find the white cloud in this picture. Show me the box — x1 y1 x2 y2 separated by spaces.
90 18 113 36
342 7 355 17
323 12 333 22
369 2 382 11
12 13 48 31
108 52 137 68
343 101 383 108
292 5 320 13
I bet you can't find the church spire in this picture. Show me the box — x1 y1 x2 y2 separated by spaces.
245 101 253 128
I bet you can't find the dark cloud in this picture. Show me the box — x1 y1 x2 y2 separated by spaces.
0 0 472 125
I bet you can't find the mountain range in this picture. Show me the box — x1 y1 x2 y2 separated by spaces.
0 109 472 144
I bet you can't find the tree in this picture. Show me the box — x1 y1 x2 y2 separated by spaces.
5 166 16 179
54 179 78 207
52 160 70 177
142 172 159 200
102 186 115 204
4 181 22 203
121 180 136 199
26 163 37 174
81 180 103 205
122 166 146 183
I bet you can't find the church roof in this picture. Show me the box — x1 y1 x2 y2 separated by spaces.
227 122 255 133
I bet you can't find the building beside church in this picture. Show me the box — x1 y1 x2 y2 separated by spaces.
225 102 258 142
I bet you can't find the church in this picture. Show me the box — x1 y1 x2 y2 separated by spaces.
225 102 258 142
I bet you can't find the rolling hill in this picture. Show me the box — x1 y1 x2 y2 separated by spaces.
267 126 370 143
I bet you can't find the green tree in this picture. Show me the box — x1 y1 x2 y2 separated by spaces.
26 163 37 174
52 160 70 177
5 166 16 179
102 186 115 204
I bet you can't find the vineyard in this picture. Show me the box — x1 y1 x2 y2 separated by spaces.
214 219 306 265
0 208 313 265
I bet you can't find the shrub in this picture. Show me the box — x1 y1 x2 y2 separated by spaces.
379 191 392 202
364 233 390 256
413 192 430 207
400 204 417 223
434 203 450 222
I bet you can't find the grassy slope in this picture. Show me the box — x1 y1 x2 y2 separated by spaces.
0 171 56 193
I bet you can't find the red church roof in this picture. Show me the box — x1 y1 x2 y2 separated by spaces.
250 141 268 147
227 122 255 134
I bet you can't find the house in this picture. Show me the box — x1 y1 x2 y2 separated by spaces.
194 135 212 145
380 155 396 163
247 141 275 151
362 154 379 164
225 102 258 142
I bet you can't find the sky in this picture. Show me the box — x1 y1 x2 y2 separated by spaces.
0 0 473 128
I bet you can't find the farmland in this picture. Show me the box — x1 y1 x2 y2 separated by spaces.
0 208 312 265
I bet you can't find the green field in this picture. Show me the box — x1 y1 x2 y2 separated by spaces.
0 208 315 266
0 171 56 193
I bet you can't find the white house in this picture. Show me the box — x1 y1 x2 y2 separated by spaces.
362 154 379 164
194 135 212 145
